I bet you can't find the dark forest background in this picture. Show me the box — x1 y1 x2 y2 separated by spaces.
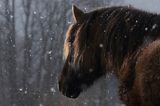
0 0 125 106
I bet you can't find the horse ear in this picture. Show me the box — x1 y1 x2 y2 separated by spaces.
72 5 84 23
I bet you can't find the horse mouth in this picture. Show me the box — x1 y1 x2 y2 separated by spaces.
61 87 81 98
64 91 80 98
59 84 81 98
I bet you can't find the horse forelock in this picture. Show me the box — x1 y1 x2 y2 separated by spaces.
64 24 78 60
64 13 96 63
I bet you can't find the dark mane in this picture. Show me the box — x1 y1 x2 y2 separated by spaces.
77 6 160 69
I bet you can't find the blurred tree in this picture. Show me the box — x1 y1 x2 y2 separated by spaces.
4 0 18 105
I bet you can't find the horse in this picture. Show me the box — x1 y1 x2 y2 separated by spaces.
58 5 160 106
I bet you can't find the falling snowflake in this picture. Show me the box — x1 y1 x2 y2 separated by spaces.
84 7 88 11
24 91 28 94
28 34 32 38
39 104 43 106
33 11 37 15
50 87 56 93
40 16 44 19
152 24 157 29
145 27 148 31
19 88 23 91
48 51 52 54
99 43 103 48
10 15 14 19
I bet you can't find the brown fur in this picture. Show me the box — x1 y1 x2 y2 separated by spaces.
59 6 160 105
136 40 160 106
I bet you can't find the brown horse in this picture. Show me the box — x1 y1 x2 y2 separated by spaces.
58 5 160 106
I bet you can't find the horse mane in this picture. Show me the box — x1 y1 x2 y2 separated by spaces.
65 6 160 70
